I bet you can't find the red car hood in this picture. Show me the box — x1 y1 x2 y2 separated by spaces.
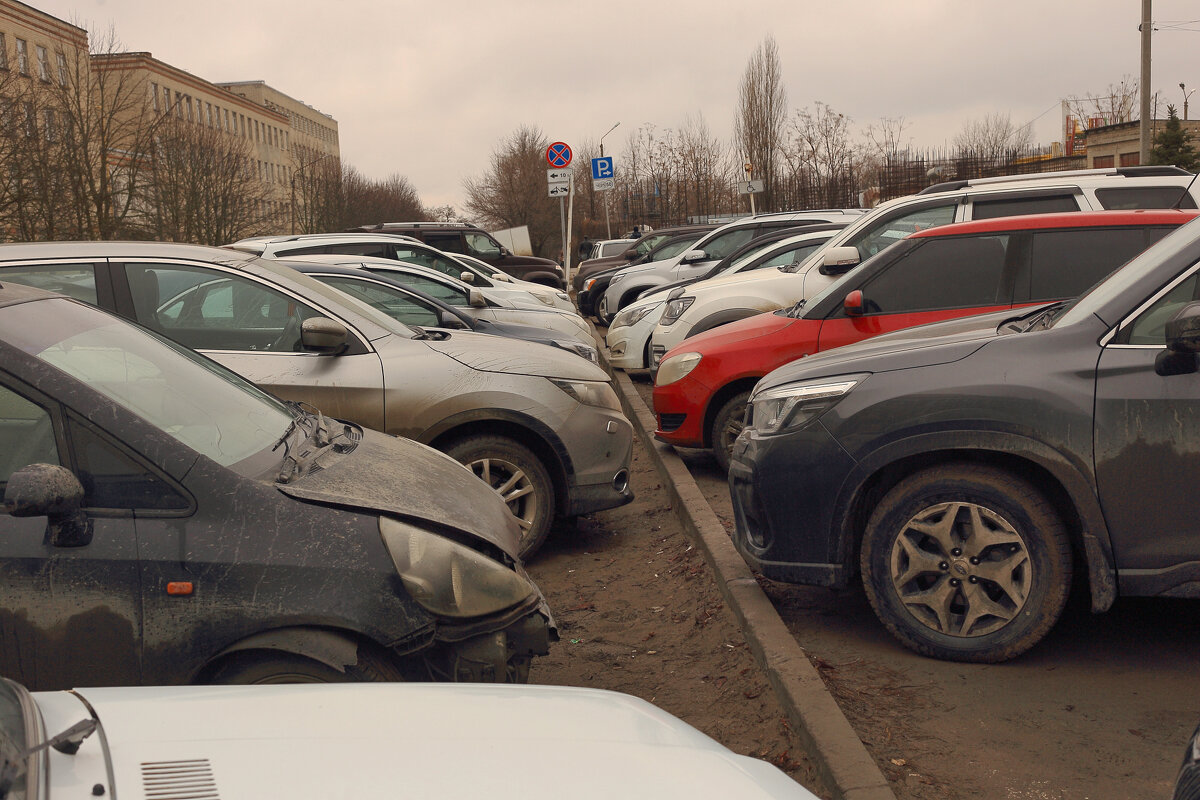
670 310 794 358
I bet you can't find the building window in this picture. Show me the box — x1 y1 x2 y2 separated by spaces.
55 51 66 85
163 86 170 114
35 45 48 81
151 82 159 112
15 38 28 75
22 102 34 137
206 102 213 127
1119 152 1140 167
0 34 9 71
1093 155 1115 168
43 108 54 141
224 108 230 131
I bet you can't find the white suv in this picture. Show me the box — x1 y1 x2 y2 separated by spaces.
648 166 1200 366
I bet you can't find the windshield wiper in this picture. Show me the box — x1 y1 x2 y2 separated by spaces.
786 299 807 318
274 402 357 483
1 719 97 799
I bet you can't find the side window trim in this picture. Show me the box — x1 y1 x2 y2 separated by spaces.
0 371 66 500
1106 261 1200 347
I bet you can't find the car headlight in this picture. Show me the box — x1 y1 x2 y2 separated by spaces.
380 517 535 618
609 273 626 286
610 301 663 330
551 339 599 363
530 292 558 306
749 374 867 436
554 290 569 302
660 296 695 326
655 352 702 387
549 378 622 411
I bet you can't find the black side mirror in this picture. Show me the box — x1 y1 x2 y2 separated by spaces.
1155 302 1200 376
300 317 349 354
4 464 93 547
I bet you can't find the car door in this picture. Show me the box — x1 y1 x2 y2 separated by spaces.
116 261 387 431
0 377 144 690
816 234 1016 352
1095 267 1200 576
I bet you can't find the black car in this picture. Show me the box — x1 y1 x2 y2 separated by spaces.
728 215 1200 663
578 232 708 320
0 281 553 689
284 262 598 362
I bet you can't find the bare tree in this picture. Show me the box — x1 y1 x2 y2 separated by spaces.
676 112 731 219
1066 75 1140 128
953 112 1032 164
339 169 426 228
734 36 787 211
785 101 858 207
464 125 559 257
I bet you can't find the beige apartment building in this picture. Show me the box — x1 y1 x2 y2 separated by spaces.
0 0 87 87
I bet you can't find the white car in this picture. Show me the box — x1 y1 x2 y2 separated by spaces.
2 679 818 799
605 294 666 370
284 254 595 345
647 227 849 366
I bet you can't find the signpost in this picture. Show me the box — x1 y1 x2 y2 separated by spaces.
546 142 574 279
737 180 764 194
591 156 616 237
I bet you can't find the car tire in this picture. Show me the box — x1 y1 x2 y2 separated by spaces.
859 464 1072 663
710 390 752 473
445 434 555 560
207 648 408 684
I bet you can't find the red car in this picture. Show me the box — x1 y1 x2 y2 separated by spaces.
653 209 1199 469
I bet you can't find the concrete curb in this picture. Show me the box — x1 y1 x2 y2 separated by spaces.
611 369 895 800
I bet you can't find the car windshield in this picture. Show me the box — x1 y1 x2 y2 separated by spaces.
650 236 704 262
0 298 294 467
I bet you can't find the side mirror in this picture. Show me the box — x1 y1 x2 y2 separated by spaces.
437 310 470 330
300 317 349 354
459 271 476 284
680 249 708 264
1156 302 1200 376
622 249 638 260
468 288 487 308
843 290 865 317
500 246 511 257
819 246 861 276
4 463 93 547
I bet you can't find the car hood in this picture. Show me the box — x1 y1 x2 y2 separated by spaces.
685 265 791 296
425 330 608 380
759 307 1022 392
50 684 814 799
278 427 520 558
673 311 793 355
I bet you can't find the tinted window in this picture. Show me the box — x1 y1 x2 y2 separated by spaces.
424 234 466 255
1117 271 1200 345
317 276 441 327
971 194 1079 220
0 263 97 303
325 242 391 258
854 235 1011 315
391 244 469 277
363 269 468 306
1023 227 1173 302
274 244 331 256
701 228 755 260
464 232 502 258
851 204 957 260
0 383 58 490
1095 186 1198 210
68 416 188 510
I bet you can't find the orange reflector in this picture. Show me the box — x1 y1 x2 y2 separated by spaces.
166 581 193 596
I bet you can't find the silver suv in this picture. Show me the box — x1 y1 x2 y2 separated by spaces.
0 242 634 558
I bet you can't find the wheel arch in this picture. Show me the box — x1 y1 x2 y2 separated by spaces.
191 625 394 683
702 376 762 448
686 308 763 339
834 433 1117 613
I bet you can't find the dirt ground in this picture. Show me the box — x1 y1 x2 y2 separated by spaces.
524 427 829 798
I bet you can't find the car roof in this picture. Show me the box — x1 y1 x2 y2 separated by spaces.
0 240 260 266
910 209 1200 239
281 253 473 286
0 278 61 308
283 261 461 310
916 165 1191 195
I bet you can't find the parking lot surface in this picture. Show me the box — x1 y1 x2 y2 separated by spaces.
625 371 1200 800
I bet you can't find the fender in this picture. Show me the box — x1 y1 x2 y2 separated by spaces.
420 406 574 486
831 428 1117 613
197 626 426 680
516 270 566 289
686 308 765 338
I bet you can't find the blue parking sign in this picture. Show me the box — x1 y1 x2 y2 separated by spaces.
591 157 614 180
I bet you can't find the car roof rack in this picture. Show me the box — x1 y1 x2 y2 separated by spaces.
918 165 1192 195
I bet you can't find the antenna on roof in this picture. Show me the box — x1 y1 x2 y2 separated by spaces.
1171 170 1200 210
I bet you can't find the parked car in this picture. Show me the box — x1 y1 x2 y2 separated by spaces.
228 233 576 313
579 232 710 320
1176 721 1200 800
344 221 567 288
573 224 718 293
0 281 554 688
655 210 1198 468
606 227 842 372
0 679 818 799
285 262 598 363
282 253 594 345
0 242 634 559
581 238 637 261
599 210 869 320
727 213 1200 662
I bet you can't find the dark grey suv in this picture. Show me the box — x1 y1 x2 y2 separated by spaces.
728 215 1200 663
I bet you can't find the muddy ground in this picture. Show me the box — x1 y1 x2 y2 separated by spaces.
524 426 829 798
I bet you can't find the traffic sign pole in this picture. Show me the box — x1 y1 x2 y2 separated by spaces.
565 173 575 283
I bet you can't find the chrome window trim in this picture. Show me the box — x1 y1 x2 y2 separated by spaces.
1100 259 1200 347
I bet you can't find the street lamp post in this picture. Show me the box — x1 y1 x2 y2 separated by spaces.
290 152 339 234
1181 83 1195 121
600 122 619 239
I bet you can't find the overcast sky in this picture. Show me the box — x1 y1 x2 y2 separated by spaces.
29 0 1200 211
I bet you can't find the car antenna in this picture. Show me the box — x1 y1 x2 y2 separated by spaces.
1171 170 1200 210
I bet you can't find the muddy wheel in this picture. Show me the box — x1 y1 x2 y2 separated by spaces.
446 434 554 560
711 390 752 472
207 648 407 684
860 464 1072 663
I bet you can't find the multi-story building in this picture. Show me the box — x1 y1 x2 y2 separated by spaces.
0 0 87 88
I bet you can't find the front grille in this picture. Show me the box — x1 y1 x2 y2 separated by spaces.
141 759 219 800
658 413 686 432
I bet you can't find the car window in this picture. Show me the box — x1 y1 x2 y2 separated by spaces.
853 235 1011 315
1095 186 1198 210
652 237 702 261
66 415 188 510
1022 227 1175 303
316 276 441 327
700 228 756 260
126 264 322 353
464 232 502 258
424 234 467 255
0 263 98 304
274 243 332 257
362 269 469 307
0 383 58 492
322 242 391 258
759 242 825 270
1118 271 1200 345
970 194 1079 220
851 204 958 260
